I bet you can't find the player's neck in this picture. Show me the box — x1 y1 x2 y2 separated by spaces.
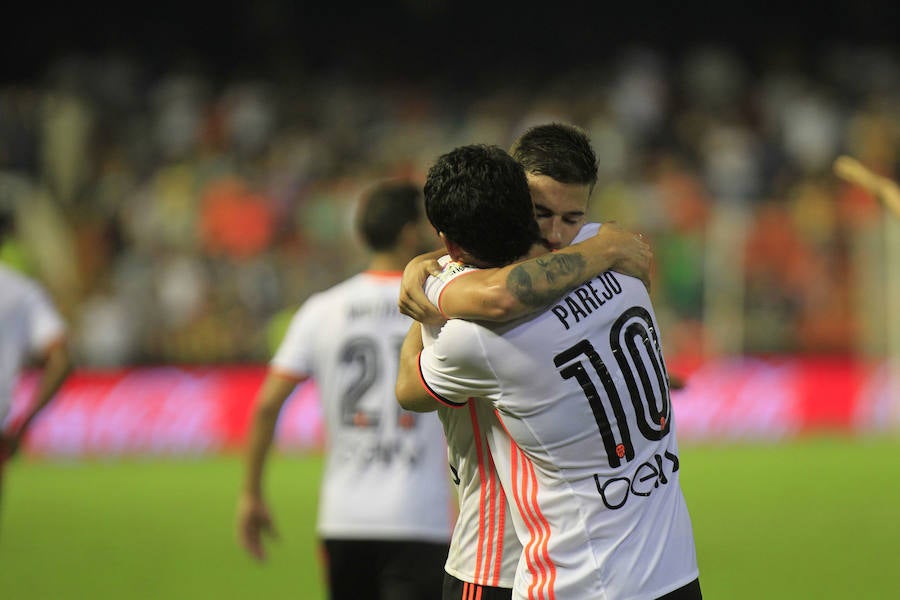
451 242 548 269
367 252 407 273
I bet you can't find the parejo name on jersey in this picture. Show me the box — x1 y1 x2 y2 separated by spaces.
550 271 624 330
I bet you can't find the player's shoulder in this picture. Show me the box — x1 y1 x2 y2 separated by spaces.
571 221 601 244
436 256 474 282
0 264 49 302
291 280 346 321
0 262 32 287
423 256 474 300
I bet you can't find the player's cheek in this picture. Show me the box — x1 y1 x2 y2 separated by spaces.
560 224 582 247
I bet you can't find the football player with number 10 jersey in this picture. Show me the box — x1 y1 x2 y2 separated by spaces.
398 145 701 600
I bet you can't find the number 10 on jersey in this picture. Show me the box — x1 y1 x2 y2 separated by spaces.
553 307 672 469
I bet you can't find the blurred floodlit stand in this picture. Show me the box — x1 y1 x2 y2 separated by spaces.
0 45 896 369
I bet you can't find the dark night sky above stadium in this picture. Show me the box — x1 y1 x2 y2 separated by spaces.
2 0 897 84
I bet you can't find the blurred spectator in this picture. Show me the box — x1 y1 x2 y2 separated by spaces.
198 177 276 259
74 281 138 367
40 89 93 206
0 43 895 366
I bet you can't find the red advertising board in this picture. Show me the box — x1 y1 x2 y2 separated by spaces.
8 366 322 457
6 358 898 457
667 356 896 440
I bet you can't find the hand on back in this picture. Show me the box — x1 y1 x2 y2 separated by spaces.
398 252 445 325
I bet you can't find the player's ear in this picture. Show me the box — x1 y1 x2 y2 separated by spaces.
440 233 464 262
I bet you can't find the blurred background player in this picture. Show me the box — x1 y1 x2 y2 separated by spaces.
398 144 700 599
237 180 453 599
0 205 72 524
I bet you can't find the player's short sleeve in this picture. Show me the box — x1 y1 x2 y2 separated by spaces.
270 294 325 378
26 283 66 355
424 257 476 316
418 320 498 408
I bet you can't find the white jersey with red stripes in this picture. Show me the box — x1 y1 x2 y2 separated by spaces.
424 221 601 589
272 270 453 543
0 264 66 422
423 259 522 588
418 249 699 599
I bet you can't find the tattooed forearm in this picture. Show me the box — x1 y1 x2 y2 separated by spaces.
506 253 588 307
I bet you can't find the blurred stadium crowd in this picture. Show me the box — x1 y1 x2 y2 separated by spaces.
0 44 897 368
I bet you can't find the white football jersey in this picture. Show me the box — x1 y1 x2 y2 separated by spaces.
425 222 602 587
273 270 452 542
424 258 521 588
419 251 699 599
572 221 600 243
0 264 66 421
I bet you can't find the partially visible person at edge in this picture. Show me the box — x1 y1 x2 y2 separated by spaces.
397 144 701 599
237 180 453 600
0 207 72 525
400 123 654 599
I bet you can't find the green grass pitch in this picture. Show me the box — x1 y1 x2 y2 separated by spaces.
1 435 898 599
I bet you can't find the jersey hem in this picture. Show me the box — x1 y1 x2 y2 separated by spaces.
418 351 467 407
443 565 516 589
641 569 700 600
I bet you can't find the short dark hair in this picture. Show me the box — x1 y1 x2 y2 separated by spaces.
424 144 539 266
510 122 598 189
356 180 422 252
